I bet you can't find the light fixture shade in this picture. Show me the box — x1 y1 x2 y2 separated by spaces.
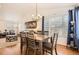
32 14 42 21
31 3 41 21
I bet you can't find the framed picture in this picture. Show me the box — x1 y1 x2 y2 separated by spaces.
25 21 37 29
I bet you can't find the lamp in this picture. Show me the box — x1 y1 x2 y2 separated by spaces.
32 3 41 21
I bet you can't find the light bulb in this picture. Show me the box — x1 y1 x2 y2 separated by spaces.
38 14 40 17
32 14 34 17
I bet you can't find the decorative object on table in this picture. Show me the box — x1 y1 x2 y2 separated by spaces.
6 35 17 42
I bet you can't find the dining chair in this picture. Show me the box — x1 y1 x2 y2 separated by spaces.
42 33 58 55
20 32 27 55
27 32 40 55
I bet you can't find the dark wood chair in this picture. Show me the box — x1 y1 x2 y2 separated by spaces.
27 32 40 55
20 32 27 55
43 33 58 55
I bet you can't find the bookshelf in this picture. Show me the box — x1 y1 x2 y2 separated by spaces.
67 10 76 48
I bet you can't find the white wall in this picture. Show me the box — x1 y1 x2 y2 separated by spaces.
0 20 6 32
0 3 77 45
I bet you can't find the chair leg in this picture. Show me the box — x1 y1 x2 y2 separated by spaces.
25 46 27 55
51 50 53 55
46 49 48 55
26 43 29 55
43 49 44 55
20 44 22 55
55 48 58 55
27 48 29 55
34 49 36 55
25 41 28 54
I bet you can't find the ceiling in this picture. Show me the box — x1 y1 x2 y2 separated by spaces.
0 3 78 21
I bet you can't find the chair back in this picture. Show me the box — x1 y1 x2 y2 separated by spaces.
27 31 36 49
43 32 58 55
20 32 26 38
52 33 58 48
49 33 58 49
27 37 36 49
54 33 58 48
27 31 34 39
50 33 55 43
20 32 27 43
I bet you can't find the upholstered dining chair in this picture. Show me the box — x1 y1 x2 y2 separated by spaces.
42 33 58 55
20 32 27 55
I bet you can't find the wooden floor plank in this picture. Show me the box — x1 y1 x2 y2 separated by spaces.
0 38 79 55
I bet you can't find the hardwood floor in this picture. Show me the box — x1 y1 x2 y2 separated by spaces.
0 43 79 55
0 38 20 55
57 45 79 55
0 38 79 55
0 43 20 55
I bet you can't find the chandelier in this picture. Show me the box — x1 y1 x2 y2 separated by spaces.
32 3 41 21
